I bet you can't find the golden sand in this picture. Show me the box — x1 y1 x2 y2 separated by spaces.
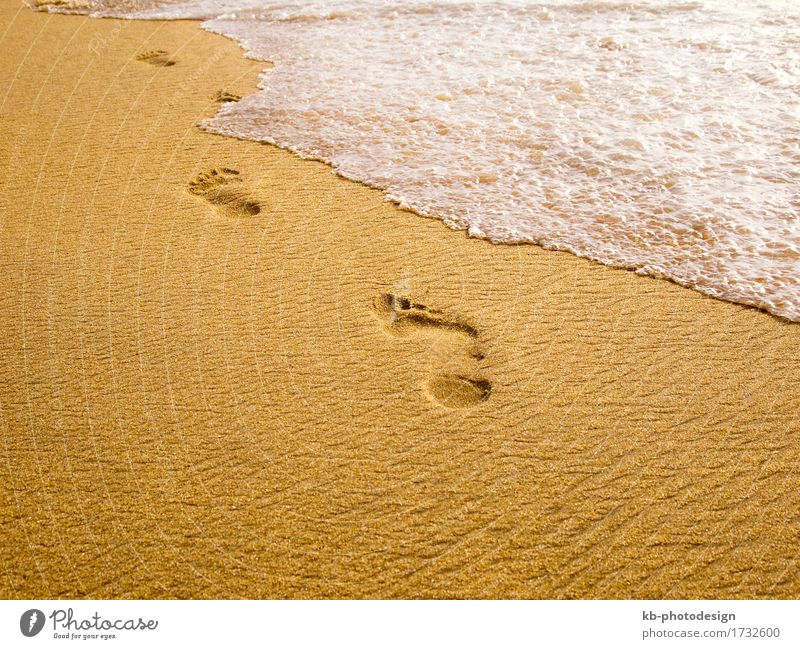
1 1 799 598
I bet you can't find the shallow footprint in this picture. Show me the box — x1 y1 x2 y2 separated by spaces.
187 167 261 217
214 90 241 103
135 50 176 67
425 374 491 409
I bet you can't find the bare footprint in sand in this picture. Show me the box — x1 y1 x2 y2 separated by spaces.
372 292 491 408
135 50 176 67
187 168 261 217
213 90 242 103
372 293 482 355
425 374 492 409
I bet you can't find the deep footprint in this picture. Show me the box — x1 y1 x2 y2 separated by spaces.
214 90 242 103
372 292 491 408
425 374 492 409
187 168 261 217
135 50 176 67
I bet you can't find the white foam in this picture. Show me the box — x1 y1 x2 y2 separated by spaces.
38 0 800 320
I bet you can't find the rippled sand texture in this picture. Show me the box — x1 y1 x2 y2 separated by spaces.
36 0 800 321
3 3 800 599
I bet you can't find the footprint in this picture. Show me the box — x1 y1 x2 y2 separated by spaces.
425 374 491 409
214 90 242 103
373 292 480 351
187 168 261 217
135 50 176 67
372 292 491 408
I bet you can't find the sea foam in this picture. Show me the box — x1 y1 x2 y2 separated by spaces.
36 0 800 320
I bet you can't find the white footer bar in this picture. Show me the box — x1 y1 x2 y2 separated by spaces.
1 600 796 648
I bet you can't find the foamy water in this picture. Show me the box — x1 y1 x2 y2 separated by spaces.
37 0 800 320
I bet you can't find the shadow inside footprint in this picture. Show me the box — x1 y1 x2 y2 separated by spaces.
187 168 261 217
426 374 492 409
135 50 176 67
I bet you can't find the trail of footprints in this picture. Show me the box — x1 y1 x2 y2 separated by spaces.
187 168 261 217
372 293 491 409
184 166 488 408
135 50 176 67
127 38 490 409
184 167 490 408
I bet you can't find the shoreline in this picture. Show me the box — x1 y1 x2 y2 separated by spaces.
2 1 799 599
31 2 800 325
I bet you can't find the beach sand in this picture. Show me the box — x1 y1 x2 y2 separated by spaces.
1 0 799 598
